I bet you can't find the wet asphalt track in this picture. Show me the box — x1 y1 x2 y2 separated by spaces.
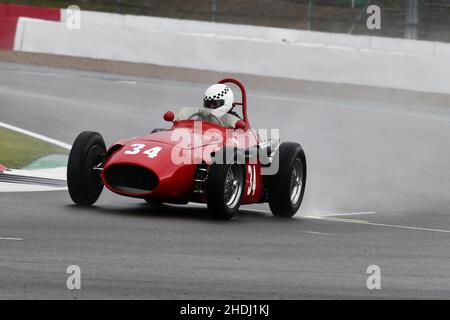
1 62 450 299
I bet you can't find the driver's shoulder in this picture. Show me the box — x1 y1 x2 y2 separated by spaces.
221 112 240 128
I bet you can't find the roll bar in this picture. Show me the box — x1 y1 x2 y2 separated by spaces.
218 78 249 128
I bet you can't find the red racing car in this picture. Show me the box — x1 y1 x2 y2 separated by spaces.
67 78 306 219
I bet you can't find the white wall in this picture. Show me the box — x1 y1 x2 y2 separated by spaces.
15 13 450 95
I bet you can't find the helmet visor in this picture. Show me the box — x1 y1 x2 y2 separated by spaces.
203 99 225 109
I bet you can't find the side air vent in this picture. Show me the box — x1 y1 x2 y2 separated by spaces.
104 164 158 194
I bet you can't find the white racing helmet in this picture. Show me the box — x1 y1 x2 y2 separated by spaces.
203 84 234 117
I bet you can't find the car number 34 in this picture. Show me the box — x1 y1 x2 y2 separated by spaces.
124 144 162 159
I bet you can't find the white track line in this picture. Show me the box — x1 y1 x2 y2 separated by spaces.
0 121 70 192
0 182 67 193
190 204 373 218
0 237 23 241
188 204 448 234
310 216 369 223
310 216 450 234
302 231 330 235
0 121 71 150
241 208 375 219
117 80 137 84
313 211 376 217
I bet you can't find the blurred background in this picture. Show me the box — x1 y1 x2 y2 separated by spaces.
1 0 449 42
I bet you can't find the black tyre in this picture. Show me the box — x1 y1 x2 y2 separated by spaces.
267 142 306 217
67 131 106 206
206 163 245 220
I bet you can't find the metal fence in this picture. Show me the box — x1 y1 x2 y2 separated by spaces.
3 0 450 42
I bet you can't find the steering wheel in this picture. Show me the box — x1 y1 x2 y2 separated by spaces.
188 112 225 126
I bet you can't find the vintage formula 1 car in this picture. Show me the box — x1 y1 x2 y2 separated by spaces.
67 78 306 219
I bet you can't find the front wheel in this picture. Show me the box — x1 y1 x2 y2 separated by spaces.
266 142 307 218
67 131 106 206
206 163 245 220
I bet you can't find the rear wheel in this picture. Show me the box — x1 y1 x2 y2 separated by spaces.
206 163 244 220
67 131 106 206
267 142 306 217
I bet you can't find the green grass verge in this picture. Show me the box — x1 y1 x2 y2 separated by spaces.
0 127 69 169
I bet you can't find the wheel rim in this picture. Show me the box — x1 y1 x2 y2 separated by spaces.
86 145 105 187
290 158 303 204
224 165 242 209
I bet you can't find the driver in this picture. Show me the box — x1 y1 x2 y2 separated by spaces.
194 84 241 127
